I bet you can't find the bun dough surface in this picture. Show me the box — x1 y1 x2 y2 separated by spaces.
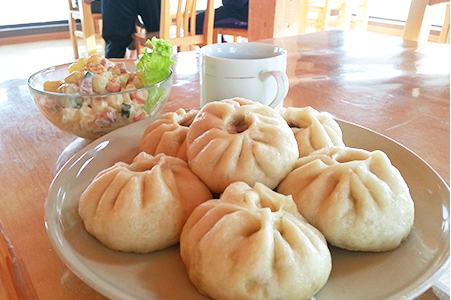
277 146 415 252
280 106 344 157
139 108 199 161
186 98 299 194
180 181 331 300
79 152 212 253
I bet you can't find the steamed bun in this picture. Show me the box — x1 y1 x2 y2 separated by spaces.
139 108 199 161
277 146 415 252
280 106 344 157
180 181 331 300
78 152 212 253
186 98 299 194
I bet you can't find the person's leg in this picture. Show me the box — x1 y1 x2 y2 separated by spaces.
102 0 138 58
137 0 161 32
75 0 101 14
195 11 206 35
125 39 138 59
90 0 102 14
195 4 248 35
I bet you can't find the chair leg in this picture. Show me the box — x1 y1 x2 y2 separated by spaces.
318 0 331 31
68 15 79 59
80 2 97 56
439 4 450 43
84 35 97 56
135 38 145 55
179 44 189 52
354 0 370 31
403 0 433 42
98 19 105 54
339 1 351 30
136 40 141 55
298 0 310 34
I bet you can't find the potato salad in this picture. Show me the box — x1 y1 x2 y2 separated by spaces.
41 37 174 139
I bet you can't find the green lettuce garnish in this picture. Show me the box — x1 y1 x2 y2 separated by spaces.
133 37 175 115
135 37 175 86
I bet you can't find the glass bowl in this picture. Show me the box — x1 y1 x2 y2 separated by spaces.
27 59 172 140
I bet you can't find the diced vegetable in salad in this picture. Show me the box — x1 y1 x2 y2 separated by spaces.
40 38 174 139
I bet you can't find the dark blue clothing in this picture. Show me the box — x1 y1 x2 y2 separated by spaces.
90 0 101 13
222 0 248 8
101 0 160 58
75 0 101 13
195 0 249 35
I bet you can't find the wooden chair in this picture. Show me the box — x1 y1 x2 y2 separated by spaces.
439 3 450 43
213 27 248 43
299 0 351 34
133 0 215 53
403 0 450 43
348 0 370 31
67 0 103 59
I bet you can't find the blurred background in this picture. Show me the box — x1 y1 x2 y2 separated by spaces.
0 0 448 82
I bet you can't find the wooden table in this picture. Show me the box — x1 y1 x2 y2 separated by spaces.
0 30 449 299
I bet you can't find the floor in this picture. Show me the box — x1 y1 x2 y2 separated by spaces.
0 39 98 83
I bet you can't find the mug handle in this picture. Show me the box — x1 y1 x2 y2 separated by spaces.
260 70 289 109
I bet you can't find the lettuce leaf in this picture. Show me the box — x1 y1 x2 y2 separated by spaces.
135 37 175 87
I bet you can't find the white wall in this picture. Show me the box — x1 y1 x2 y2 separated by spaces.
368 0 410 21
1 0 68 26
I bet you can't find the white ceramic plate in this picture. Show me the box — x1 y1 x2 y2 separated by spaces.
45 115 450 300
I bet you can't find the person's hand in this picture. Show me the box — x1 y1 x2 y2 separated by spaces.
83 0 95 4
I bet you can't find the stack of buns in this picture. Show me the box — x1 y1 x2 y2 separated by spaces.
78 98 414 300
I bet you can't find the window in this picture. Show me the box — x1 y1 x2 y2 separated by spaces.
1 0 67 26
369 0 446 26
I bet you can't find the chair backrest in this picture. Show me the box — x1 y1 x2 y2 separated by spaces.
174 0 197 38
169 0 215 51
349 0 370 31
299 0 350 33
135 0 215 52
68 0 78 12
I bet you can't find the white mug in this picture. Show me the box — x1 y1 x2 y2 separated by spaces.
200 43 289 109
